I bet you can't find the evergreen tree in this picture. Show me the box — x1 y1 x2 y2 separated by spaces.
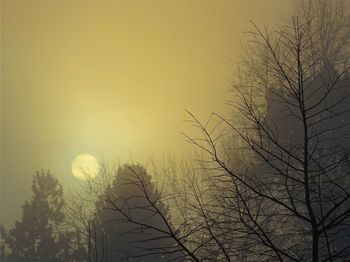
0 224 8 261
6 170 66 261
93 164 176 261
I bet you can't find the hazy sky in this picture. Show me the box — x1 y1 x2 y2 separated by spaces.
1 0 290 228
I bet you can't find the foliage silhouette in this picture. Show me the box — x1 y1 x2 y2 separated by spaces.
3 1 350 261
92 164 177 262
111 1 350 261
5 171 69 261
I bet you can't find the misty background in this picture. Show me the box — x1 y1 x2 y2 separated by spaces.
1 1 290 229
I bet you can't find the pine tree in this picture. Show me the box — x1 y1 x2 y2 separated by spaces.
6 170 66 262
93 164 176 261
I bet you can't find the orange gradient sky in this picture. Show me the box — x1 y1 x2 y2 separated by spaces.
1 0 290 228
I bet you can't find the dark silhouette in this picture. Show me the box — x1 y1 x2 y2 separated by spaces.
2 1 350 261
0 224 7 261
75 2 350 261
5 171 69 261
3 171 87 262
92 164 177 262
181 3 350 261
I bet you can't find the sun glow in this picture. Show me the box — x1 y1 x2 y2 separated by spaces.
71 154 100 181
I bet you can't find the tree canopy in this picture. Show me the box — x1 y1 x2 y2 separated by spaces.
5 171 68 261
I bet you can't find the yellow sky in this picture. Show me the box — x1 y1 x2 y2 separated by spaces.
1 0 290 227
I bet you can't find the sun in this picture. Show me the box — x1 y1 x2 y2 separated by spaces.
71 154 100 181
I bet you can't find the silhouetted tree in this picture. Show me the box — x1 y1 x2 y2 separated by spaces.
93 164 179 262
64 189 93 262
64 160 116 262
183 2 350 261
5 170 67 261
0 224 8 261
4 1 348 261
111 1 350 261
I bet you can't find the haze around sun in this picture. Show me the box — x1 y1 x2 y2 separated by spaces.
71 154 100 181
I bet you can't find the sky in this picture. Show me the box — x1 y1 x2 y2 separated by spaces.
1 0 290 228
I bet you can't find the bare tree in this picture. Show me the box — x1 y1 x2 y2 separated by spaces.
64 160 116 262
183 2 350 260
69 1 350 261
